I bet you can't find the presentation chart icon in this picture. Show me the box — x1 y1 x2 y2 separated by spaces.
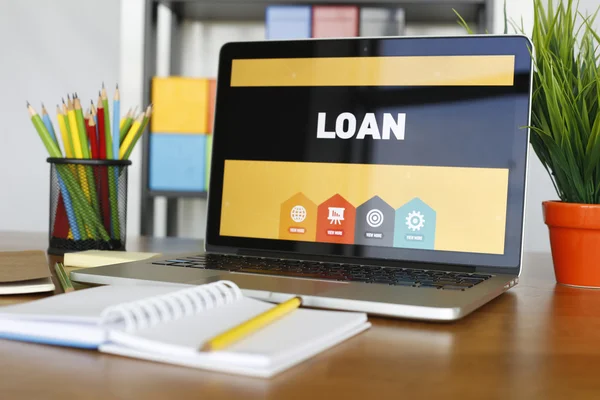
354 196 395 246
327 207 345 225
279 192 317 241
393 197 436 250
316 194 356 244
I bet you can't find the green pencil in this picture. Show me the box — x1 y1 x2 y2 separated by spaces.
119 107 136 144
27 103 62 157
54 262 74 293
123 105 152 160
73 95 90 158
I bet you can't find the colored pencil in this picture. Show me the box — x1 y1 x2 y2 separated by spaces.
52 193 70 239
101 84 113 159
121 105 152 159
74 95 90 158
59 100 79 221
67 98 83 159
119 107 131 130
28 103 82 240
28 84 151 247
119 107 136 144
97 95 107 160
54 262 74 293
56 105 74 158
28 103 61 157
41 103 59 150
67 96 94 214
128 105 152 159
61 100 73 155
119 112 143 159
96 94 111 233
43 105 70 239
200 296 302 351
91 101 98 121
90 101 99 157
113 85 120 161
87 112 99 159
77 102 100 220
100 85 119 238
111 86 121 196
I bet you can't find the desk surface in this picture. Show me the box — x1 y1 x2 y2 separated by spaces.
1 232 599 399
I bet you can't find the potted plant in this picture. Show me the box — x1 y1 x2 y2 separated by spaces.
457 0 600 287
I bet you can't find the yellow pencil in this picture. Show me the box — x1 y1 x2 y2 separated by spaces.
199 296 302 352
67 97 82 158
67 97 92 205
56 105 74 158
119 108 131 130
119 112 143 159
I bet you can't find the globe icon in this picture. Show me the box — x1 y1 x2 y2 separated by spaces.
290 205 307 223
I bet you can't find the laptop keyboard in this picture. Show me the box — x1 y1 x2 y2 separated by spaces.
152 254 492 291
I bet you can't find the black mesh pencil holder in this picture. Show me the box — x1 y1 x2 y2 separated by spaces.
47 158 132 255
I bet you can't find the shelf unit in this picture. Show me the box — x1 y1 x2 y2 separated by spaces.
140 0 495 237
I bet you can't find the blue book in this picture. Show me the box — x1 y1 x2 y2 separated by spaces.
266 5 312 39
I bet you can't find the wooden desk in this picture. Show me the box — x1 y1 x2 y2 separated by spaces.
1 232 599 399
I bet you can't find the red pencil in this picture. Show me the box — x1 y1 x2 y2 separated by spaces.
96 94 111 233
86 113 99 159
52 192 70 239
97 95 107 160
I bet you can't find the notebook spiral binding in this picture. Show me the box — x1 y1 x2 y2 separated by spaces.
99 281 243 332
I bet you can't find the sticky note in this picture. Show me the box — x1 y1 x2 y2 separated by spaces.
151 77 210 134
149 133 206 192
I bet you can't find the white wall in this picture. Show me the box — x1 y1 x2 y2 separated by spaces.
0 0 120 233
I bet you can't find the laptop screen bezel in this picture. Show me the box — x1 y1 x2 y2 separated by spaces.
204 35 533 275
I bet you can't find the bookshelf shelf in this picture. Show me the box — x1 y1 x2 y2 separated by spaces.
140 0 495 237
149 190 208 199
162 0 489 24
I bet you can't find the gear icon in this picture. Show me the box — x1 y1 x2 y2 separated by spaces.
406 211 425 231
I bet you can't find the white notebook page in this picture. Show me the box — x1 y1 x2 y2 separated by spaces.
107 296 368 363
0 285 185 323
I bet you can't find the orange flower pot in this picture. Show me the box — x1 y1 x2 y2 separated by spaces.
543 201 600 288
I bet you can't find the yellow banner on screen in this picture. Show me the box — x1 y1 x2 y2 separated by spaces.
220 160 509 255
230 55 515 87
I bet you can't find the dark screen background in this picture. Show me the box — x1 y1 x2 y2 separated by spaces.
207 36 533 270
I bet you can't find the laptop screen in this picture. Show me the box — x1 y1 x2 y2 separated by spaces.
207 36 533 270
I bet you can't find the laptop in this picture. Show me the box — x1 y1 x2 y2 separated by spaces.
72 35 534 321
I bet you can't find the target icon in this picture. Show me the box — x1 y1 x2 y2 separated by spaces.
366 209 384 228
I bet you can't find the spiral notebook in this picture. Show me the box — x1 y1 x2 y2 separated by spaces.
0 281 370 377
